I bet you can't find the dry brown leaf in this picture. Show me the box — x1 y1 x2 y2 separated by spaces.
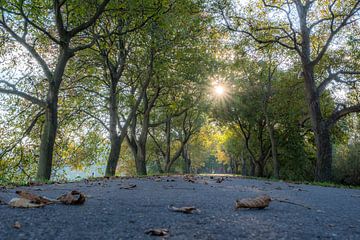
16 190 53 205
8 198 44 208
120 184 137 190
145 228 169 236
216 177 225 183
183 175 196 183
13 221 21 229
168 205 200 214
57 190 85 205
235 195 271 210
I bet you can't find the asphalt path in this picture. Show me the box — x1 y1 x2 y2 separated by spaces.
0 175 359 240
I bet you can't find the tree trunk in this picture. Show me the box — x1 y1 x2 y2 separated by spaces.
267 123 279 178
105 136 121 176
303 66 333 181
249 159 255 176
314 124 332 181
36 99 58 181
241 151 247 176
135 145 147 175
164 119 171 171
255 162 264 177
297 3 332 182
182 145 191 174
105 81 121 176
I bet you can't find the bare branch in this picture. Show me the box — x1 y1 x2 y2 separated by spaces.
327 103 360 127
0 80 46 106
317 69 360 95
312 1 360 65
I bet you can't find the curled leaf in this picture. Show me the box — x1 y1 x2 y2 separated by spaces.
57 190 85 205
145 228 169 236
216 177 225 183
119 184 137 190
235 195 271 210
183 175 196 183
16 191 53 205
8 198 44 208
168 205 200 214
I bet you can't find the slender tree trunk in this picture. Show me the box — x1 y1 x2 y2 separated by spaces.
105 136 121 176
249 159 255 176
135 144 147 175
241 154 247 176
37 97 58 180
105 81 121 176
164 119 171 171
36 52 69 181
267 123 279 178
182 145 191 174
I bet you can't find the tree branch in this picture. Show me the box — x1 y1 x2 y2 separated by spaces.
0 80 46 106
327 103 360 127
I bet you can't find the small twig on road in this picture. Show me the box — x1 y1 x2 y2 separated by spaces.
273 198 312 210
351 194 360 198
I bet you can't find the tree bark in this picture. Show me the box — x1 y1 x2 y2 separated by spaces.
241 152 247 176
182 145 191 174
36 97 58 180
36 51 70 180
267 122 279 178
135 143 147 175
297 3 333 181
249 159 255 176
255 162 264 177
105 80 121 176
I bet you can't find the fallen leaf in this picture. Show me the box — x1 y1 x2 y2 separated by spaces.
216 177 224 183
8 198 44 208
183 175 196 183
13 221 21 229
235 195 271 210
168 205 200 214
119 184 137 190
57 190 85 205
145 228 169 236
16 191 53 205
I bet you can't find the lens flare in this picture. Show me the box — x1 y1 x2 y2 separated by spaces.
214 85 225 96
